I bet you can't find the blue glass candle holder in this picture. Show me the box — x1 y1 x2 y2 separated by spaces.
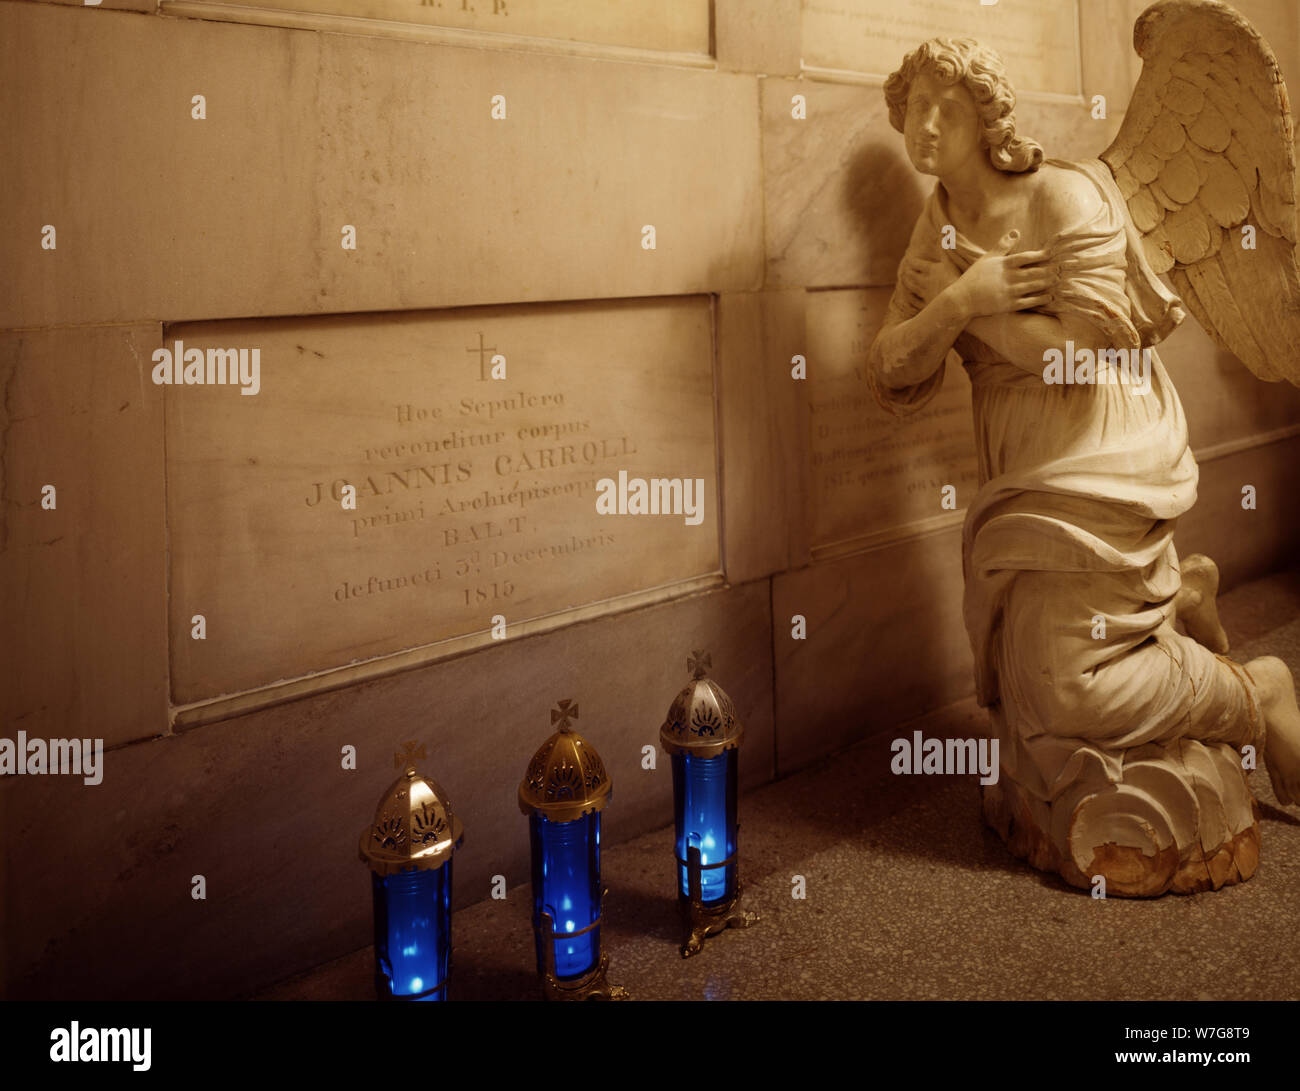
519 699 626 1000
671 749 738 905
370 865 452 1000
529 810 601 980
360 745 464 1001
660 652 759 957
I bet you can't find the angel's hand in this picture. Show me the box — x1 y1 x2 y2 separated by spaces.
950 230 1055 318
897 254 961 306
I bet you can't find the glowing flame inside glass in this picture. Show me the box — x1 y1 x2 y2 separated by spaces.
673 750 738 903
371 865 452 1001
530 811 601 979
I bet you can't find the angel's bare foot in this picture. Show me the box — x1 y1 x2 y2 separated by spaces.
1247 655 1300 806
1176 554 1229 654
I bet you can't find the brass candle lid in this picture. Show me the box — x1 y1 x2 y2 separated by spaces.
360 742 464 875
660 652 744 758
518 700 612 822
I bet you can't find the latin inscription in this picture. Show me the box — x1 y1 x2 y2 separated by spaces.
166 299 718 703
801 0 1082 98
203 0 712 56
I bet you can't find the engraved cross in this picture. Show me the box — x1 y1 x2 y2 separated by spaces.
466 331 496 382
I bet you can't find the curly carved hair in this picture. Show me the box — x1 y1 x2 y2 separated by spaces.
883 38 1043 174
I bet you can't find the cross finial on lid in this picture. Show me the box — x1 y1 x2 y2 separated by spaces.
551 699 579 732
688 651 711 680
394 740 427 768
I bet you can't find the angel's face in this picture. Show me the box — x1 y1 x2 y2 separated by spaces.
903 71 984 178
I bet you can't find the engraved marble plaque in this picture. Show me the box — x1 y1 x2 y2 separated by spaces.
166 298 719 703
203 0 712 56
807 289 979 552
801 0 1083 98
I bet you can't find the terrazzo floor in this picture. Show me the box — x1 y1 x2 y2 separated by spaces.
255 567 1300 1001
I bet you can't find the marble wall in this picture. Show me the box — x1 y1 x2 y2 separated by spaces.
4 0 1300 997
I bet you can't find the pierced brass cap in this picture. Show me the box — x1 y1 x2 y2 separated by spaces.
660 651 744 758
359 743 464 875
518 699 612 822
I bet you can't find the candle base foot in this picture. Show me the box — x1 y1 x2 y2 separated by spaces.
541 953 629 1001
679 883 760 958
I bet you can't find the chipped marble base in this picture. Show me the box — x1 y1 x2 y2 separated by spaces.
984 764 1261 897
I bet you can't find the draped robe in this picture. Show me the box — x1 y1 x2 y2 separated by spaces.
868 159 1263 892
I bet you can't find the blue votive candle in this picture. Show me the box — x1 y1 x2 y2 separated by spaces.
371 864 453 1000
530 810 601 979
673 749 738 904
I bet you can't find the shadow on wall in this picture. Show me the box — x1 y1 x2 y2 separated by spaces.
845 140 929 278
774 135 968 754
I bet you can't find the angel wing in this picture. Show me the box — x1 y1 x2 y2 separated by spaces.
1101 0 1300 383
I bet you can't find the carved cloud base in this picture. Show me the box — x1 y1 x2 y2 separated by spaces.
983 759 1261 897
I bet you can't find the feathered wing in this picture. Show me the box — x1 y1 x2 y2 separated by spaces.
1101 0 1300 383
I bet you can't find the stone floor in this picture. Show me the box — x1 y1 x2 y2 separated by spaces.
255 567 1300 1001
